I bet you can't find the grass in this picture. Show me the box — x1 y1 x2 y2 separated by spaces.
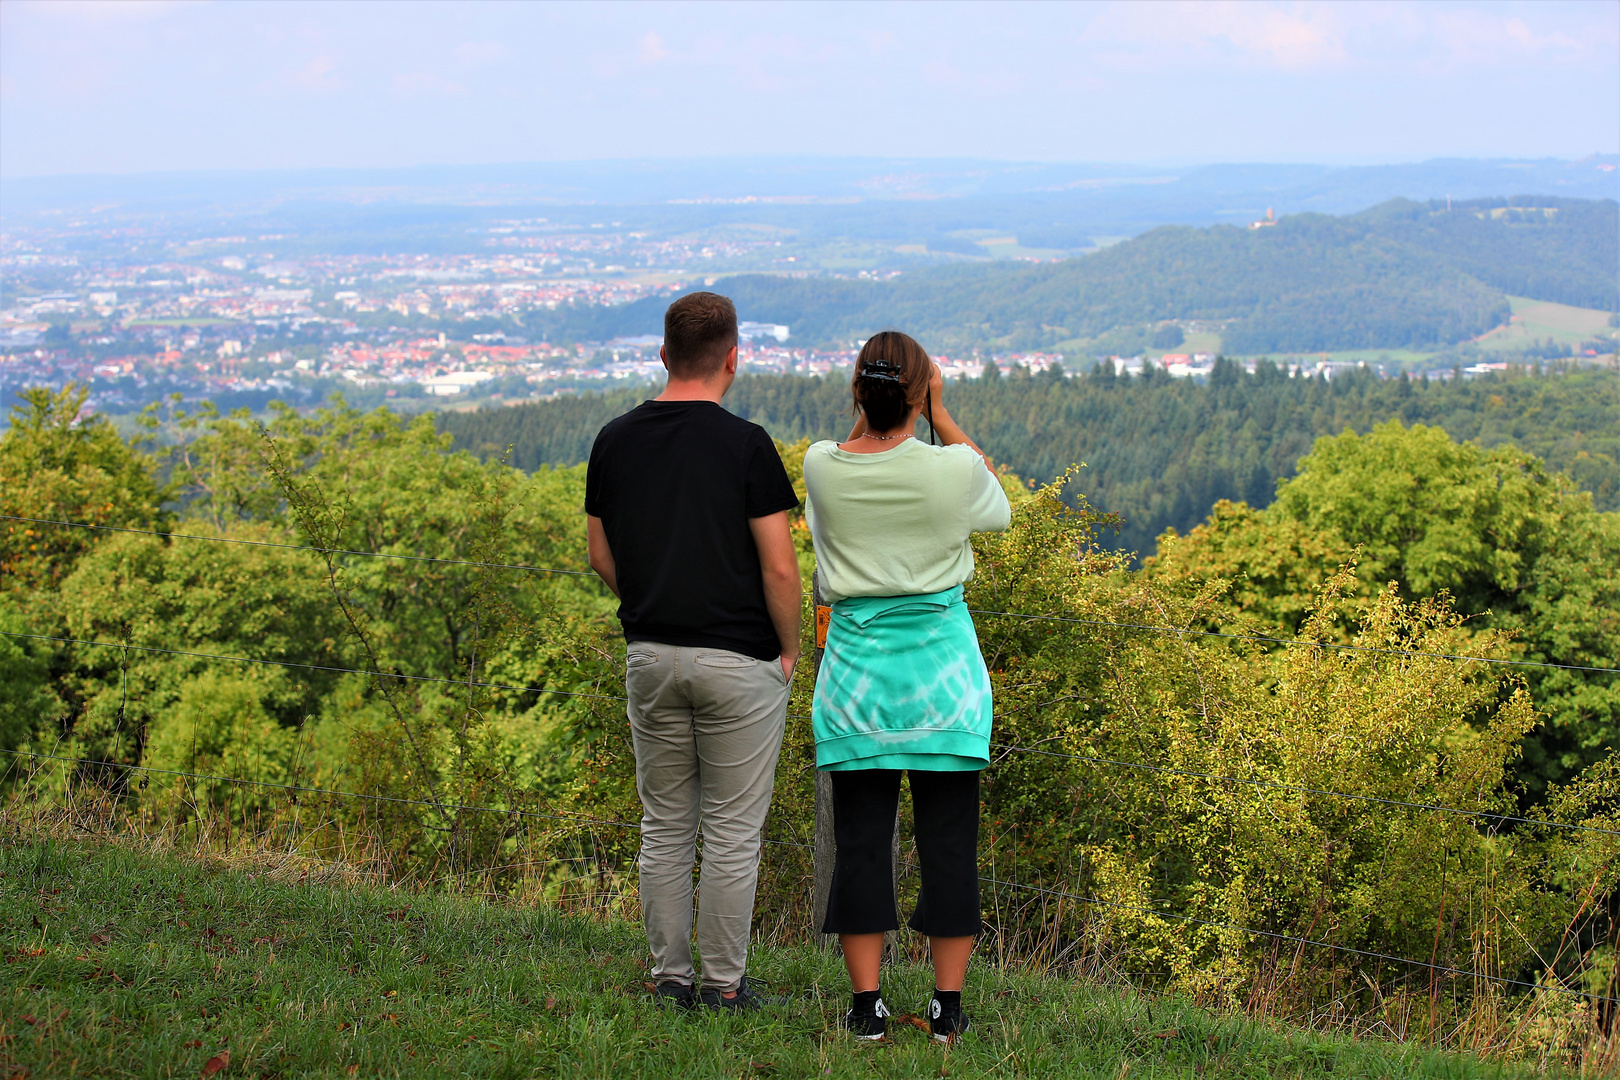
1473 297 1618 354
0 832 1556 1080
1176 331 1223 356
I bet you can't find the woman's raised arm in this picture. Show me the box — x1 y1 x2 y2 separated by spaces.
926 363 992 469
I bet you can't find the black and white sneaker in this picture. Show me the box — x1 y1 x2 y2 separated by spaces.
928 994 970 1042
842 991 889 1040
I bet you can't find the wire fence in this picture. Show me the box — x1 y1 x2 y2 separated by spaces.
11 511 1614 675
0 745 811 850
4 627 1608 840
0 513 594 578
974 875 1611 1004
5 510 1617 1009
988 741 1620 838
967 606 1620 675
0 629 626 704
5 741 1611 1007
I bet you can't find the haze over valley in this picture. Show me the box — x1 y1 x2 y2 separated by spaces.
3 156 1616 425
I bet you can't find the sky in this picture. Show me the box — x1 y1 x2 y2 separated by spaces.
1 0 1616 179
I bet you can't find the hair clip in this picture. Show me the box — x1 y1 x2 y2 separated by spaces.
858 360 903 383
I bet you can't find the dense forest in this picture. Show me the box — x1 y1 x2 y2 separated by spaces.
3 383 1616 1026
441 363 1620 556
515 196 1618 352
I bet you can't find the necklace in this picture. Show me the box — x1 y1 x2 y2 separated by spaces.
863 432 912 442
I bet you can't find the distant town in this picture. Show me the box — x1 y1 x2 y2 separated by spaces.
0 236 1071 418
2 211 1593 422
2 219 955 417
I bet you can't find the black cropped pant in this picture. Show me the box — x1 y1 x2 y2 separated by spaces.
820 768 982 938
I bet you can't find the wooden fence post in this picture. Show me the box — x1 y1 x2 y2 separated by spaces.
811 572 836 949
810 572 901 956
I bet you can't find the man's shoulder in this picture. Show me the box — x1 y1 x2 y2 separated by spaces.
713 407 773 440
595 401 651 438
588 405 642 456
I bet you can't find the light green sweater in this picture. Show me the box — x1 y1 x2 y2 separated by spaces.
803 439 1012 603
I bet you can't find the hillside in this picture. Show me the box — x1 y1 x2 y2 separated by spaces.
521 196 1618 354
440 364 1620 556
0 832 1542 1079
7 382 1616 1057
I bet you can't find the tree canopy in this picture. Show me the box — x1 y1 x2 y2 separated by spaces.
1150 419 1620 793
441 364 1620 556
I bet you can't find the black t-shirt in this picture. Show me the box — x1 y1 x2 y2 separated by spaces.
585 400 800 660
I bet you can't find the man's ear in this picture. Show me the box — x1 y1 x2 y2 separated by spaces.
659 345 671 372
723 344 739 375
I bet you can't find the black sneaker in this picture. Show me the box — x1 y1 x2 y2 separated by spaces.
652 980 696 1010
698 976 783 1012
842 993 889 1040
928 995 970 1042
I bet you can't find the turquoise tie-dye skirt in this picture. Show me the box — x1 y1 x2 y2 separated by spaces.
812 585 992 772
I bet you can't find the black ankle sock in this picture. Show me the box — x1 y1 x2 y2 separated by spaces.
851 989 883 1014
932 989 962 1011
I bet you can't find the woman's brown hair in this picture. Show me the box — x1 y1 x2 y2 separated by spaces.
851 331 931 433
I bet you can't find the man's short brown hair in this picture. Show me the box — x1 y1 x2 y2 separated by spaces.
663 291 738 379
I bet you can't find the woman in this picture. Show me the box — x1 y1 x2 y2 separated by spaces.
804 331 1011 1041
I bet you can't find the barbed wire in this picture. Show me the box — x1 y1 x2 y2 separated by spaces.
979 874 1617 1005
9 631 1612 837
968 607 1620 675
0 746 812 851
10 486 1616 1010
0 513 595 578
0 629 629 704
4 741 1600 1004
12 512 1615 674
989 742 1620 838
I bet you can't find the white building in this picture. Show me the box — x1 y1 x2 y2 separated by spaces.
420 370 496 396
739 321 790 343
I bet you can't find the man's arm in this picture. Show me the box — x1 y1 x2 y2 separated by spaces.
586 514 620 598
748 510 803 680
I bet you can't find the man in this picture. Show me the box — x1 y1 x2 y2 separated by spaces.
585 291 802 1011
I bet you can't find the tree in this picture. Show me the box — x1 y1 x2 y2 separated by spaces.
1151 419 1620 793
0 384 166 592
1151 323 1185 349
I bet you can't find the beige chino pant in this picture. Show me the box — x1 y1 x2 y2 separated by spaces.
625 641 789 993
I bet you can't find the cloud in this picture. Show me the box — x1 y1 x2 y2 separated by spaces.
1430 11 1588 66
288 54 342 93
454 40 508 66
393 71 469 98
1088 1 1349 69
9 0 190 24
637 32 669 64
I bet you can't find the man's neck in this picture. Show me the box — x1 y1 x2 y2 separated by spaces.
655 377 727 404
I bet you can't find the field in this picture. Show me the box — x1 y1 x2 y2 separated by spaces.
1474 296 1618 354
1226 348 1444 367
1176 330 1223 355
1207 294 1616 368
0 830 1561 1080
972 236 1073 260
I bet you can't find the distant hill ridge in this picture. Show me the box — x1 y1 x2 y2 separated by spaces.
440 365 1620 557
529 196 1617 353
